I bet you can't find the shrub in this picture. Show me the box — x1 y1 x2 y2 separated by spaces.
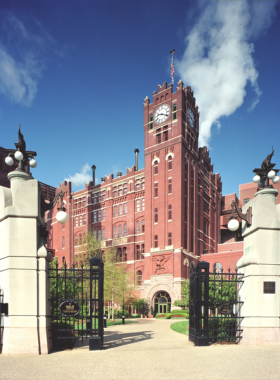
116 310 128 318
208 317 237 341
131 313 140 318
155 313 166 319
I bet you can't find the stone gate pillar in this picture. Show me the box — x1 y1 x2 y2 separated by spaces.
237 188 280 345
0 171 52 354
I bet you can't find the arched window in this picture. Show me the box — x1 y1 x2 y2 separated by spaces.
142 219 145 233
136 221 140 234
114 226 117 238
154 208 158 223
98 229 101 241
124 224 127 236
62 224 65 230
154 160 158 175
75 235 78 246
168 204 172 220
173 103 177 119
62 236 65 248
168 232 172 246
136 270 142 286
119 225 122 237
154 182 158 197
213 262 223 273
102 228 106 240
168 156 172 170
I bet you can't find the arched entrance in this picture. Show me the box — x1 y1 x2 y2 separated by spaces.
153 291 171 314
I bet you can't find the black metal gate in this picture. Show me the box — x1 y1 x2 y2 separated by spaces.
49 257 104 350
0 292 8 354
189 261 243 346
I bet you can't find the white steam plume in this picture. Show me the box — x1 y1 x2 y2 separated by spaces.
176 0 277 147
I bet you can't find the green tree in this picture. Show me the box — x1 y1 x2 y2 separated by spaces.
173 279 189 309
208 274 238 311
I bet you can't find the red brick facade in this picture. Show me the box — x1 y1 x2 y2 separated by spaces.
46 81 223 310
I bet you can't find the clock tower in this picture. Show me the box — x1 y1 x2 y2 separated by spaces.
141 80 221 311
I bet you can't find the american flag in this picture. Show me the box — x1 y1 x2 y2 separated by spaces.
171 61 175 77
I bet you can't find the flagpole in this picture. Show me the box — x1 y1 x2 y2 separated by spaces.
170 49 175 84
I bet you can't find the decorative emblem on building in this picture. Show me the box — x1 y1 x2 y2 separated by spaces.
152 255 171 275
112 237 127 246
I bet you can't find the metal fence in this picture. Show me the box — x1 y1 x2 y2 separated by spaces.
48 257 104 351
189 261 244 346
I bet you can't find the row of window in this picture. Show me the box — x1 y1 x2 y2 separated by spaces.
154 156 172 175
154 179 172 197
75 214 86 226
154 205 172 223
74 196 86 209
154 233 172 248
113 203 128 217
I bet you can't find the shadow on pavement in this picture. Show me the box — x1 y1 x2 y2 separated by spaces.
103 330 154 350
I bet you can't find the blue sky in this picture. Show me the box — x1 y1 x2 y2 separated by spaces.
1 0 279 197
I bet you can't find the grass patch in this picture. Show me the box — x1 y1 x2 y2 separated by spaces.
170 320 189 335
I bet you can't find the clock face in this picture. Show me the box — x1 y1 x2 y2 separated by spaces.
188 108 195 128
154 104 170 124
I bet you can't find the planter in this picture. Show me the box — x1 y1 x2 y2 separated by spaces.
145 316 147 318
151 315 154 318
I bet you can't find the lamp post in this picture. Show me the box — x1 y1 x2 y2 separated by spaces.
228 147 279 232
122 291 125 325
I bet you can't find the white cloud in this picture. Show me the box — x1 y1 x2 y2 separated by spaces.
176 0 277 147
0 12 54 106
65 163 93 187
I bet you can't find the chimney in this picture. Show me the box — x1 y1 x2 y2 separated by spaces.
117 172 122 177
101 177 105 183
134 148 139 171
92 165 96 186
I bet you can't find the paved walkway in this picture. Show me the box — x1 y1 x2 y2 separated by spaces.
0 319 279 380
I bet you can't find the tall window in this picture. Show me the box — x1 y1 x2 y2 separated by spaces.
124 224 127 236
114 205 117 217
93 212 97 223
136 245 141 260
94 230 97 239
136 270 142 285
141 198 145 211
102 190 106 201
119 204 122 216
136 180 140 191
98 210 101 221
154 208 158 223
168 156 172 170
168 204 172 220
62 236 65 248
136 221 140 234
168 232 172 246
141 244 145 254
102 228 106 240
156 134 161 144
75 216 78 226
114 226 117 238
119 225 122 237
123 247 127 261
154 183 158 197
83 215 86 225
154 160 158 175
164 131 168 141
62 223 65 230
136 199 140 212
97 192 101 202
75 235 78 246
203 220 209 236
168 179 172 194
173 103 177 119
141 178 145 189
118 247 122 262
142 219 145 233
103 209 106 220
124 203 127 214
123 184 127 194
149 114 153 129
154 235 158 248
98 229 101 241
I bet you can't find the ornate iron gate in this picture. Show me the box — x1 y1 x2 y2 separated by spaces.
49 257 104 350
189 261 244 346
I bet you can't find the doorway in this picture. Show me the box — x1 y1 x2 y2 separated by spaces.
153 291 171 315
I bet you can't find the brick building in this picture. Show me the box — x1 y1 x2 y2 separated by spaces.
46 80 222 312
